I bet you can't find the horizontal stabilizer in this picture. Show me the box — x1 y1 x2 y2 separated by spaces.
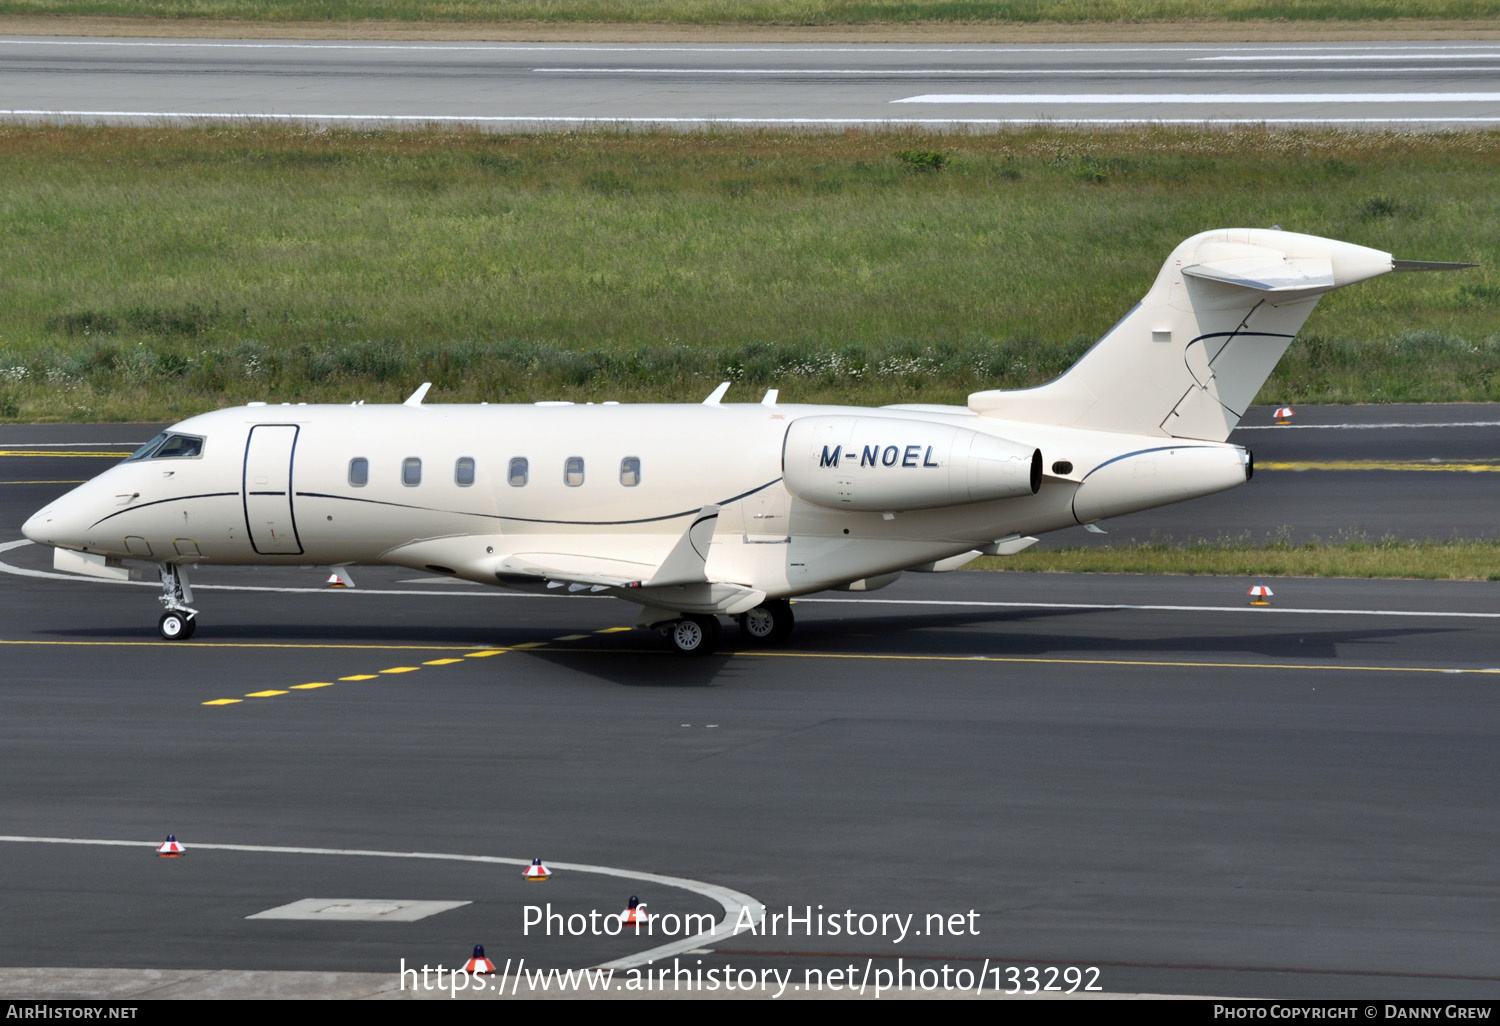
1392 259 1480 272
1182 255 1335 292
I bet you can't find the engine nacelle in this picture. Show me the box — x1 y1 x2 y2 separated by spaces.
1072 443 1251 523
783 415 1041 512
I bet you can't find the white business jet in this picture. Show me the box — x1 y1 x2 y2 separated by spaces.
22 229 1470 654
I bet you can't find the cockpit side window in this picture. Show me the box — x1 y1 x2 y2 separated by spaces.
125 433 169 462
125 432 203 462
154 434 204 459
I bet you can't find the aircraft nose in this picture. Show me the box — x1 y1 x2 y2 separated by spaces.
22 505 57 545
23 497 86 549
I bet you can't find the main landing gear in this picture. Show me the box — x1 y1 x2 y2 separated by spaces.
156 563 198 641
736 599 795 645
662 599 795 656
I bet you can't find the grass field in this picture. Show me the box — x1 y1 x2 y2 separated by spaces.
1 1 1497 25
0 124 1496 421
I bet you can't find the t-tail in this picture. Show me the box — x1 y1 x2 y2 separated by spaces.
967 228 1474 441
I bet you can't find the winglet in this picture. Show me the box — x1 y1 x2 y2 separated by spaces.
702 382 731 406
404 382 432 406
645 506 719 587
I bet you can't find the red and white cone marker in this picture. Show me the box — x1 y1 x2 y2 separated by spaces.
620 896 650 925
463 945 495 974
326 573 345 588
1274 407 1295 425
523 858 551 882
156 834 186 857
1248 584 1274 606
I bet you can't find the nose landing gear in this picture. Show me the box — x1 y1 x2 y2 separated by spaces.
158 610 196 641
156 563 199 641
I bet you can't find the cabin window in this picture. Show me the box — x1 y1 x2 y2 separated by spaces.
508 457 528 487
402 457 422 487
349 458 369 487
565 457 585 487
620 456 641 487
455 457 476 487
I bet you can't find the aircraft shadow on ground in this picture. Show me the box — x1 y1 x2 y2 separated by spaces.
41 604 1464 686
792 607 1463 662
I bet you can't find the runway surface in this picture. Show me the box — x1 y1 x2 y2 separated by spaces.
2 408 1500 998
3 37 1500 128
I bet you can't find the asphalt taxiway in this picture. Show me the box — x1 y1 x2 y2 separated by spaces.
3 36 1500 129
2 409 1499 999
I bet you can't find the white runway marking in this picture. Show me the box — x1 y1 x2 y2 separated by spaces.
2 540 1494 621
6 109 1500 127
893 92 1500 104
0 834 765 972
247 898 470 922
1199 52 1500 61
535 66 1500 75
1235 421 1500 431
798 596 1500 620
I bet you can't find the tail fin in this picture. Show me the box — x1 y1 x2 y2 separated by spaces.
968 229 1436 441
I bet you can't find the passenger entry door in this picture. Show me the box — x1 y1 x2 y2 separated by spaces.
243 424 303 555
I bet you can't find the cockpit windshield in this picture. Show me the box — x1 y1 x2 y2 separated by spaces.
124 432 205 462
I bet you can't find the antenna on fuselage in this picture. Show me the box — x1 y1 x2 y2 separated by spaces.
702 382 730 406
403 382 432 406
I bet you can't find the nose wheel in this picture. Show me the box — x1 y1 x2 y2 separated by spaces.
158 610 197 641
156 563 200 641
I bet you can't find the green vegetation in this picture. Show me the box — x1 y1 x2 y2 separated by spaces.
0 124 1497 421
0 0 1496 24
980 537 1500 579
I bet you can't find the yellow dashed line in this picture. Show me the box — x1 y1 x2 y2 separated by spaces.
511 642 545 650
201 644 514 707
555 634 588 641
597 627 632 634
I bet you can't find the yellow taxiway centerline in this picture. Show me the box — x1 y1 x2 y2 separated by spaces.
0 450 131 458
732 650 1500 675
1260 460 1500 472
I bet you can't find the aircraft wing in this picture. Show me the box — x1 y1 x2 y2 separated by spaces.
494 551 657 590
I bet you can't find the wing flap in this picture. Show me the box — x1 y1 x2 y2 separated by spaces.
494 551 655 588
